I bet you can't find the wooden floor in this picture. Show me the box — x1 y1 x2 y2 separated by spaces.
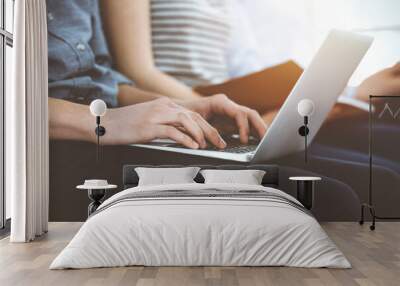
0 222 399 286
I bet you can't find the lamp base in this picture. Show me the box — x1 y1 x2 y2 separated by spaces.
95 126 106 136
298 126 309 136
87 189 106 217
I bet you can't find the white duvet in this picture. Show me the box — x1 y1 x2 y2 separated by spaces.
50 183 350 269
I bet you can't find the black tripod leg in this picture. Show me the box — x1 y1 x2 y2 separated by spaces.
359 204 364 225
370 207 376 231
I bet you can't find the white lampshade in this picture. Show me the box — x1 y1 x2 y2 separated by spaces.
90 99 107 117
297 99 315 117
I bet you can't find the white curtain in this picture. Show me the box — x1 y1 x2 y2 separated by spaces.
8 0 49 242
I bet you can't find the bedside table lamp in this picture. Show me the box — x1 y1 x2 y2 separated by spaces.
297 99 315 163
89 99 107 161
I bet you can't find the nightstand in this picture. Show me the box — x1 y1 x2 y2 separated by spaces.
289 176 321 210
77 180 117 217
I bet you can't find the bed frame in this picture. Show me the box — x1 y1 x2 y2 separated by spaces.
122 164 279 189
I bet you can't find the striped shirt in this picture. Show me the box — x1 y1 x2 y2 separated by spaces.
151 0 232 87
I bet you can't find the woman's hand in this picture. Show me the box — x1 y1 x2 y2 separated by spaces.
49 95 265 149
101 98 226 149
179 94 267 143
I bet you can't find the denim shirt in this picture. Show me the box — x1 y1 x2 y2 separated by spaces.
47 0 131 107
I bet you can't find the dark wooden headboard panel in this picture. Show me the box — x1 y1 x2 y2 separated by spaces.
123 164 279 189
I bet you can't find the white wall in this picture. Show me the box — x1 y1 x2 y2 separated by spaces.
239 0 400 85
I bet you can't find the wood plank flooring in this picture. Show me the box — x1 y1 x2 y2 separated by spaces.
1 222 399 286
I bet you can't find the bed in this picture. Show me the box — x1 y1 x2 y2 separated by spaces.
50 164 350 269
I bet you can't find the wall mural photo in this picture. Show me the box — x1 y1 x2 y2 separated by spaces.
47 0 400 222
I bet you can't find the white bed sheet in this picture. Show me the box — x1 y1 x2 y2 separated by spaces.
50 183 350 269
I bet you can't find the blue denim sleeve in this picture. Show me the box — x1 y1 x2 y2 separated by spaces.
47 0 132 107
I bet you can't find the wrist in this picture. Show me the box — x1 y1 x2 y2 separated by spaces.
176 97 211 116
97 108 123 145
48 98 100 143
77 105 97 144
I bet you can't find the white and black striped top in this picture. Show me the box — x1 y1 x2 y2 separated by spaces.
151 0 231 87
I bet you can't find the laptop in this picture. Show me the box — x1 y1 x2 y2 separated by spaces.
132 30 373 162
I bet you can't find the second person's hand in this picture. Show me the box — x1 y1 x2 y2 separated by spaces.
179 94 267 144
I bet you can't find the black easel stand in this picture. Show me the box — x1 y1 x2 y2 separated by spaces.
359 95 400 230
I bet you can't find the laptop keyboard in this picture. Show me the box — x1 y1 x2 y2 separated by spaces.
206 145 257 153
162 135 259 154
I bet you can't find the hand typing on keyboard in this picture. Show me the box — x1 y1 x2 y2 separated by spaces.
166 134 259 153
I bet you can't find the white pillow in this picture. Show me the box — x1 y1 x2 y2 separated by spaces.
200 169 266 185
135 167 200 186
